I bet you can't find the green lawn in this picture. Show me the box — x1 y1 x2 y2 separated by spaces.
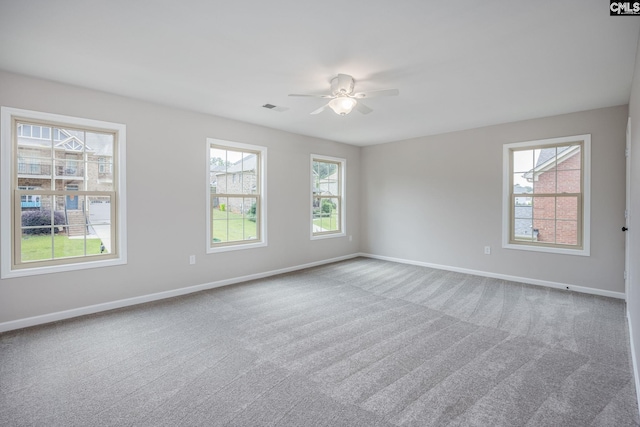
212 208 257 243
21 234 103 261
313 212 339 232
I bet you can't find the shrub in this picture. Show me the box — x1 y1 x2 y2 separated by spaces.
21 210 66 235
248 202 257 222
321 199 335 214
220 203 226 211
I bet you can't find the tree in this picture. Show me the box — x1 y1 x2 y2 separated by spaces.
313 161 337 181
210 157 231 167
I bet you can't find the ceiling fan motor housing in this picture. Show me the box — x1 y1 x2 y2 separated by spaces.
331 74 355 96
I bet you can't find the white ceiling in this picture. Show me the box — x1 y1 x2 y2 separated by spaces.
1 1 639 146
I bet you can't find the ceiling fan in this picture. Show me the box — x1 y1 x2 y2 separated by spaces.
289 74 399 116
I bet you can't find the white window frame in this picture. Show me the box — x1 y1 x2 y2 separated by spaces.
206 138 267 253
310 154 346 240
502 134 591 256
1 107 127 278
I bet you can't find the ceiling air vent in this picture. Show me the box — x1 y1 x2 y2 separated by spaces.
262 103 288 112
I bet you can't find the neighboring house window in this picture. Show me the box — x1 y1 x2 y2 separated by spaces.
98 157 113 174
502 134 590 256
1 107 127 278
18 186 41 208
311 155 345 238
18 124 52 140
207 138 266 252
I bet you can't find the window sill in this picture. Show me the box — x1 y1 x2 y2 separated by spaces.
311 231 346 241
207 240 267 254
502 242 590 257
2 256 127 279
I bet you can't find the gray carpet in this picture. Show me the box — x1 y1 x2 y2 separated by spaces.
1 257 638 426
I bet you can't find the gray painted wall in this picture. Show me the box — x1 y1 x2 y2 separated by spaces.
360 105 628 293
0 71 361 323
0 69 630 329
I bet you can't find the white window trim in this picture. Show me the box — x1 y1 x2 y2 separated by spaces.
206 138 267 253
502 134 591 256
310 154 346 240
1 107 127 278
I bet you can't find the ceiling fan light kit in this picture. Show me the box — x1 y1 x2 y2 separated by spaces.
329 97 357 115
289 73 398 116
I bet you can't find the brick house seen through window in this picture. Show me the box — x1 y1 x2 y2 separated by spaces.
505 134 590 256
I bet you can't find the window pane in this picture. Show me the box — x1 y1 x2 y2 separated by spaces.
21 195 56 233
55 152 84 180
556 197 578 221
514 218 534 241
556 220 578 245
533 219 556 243
212 197 229 243
532 196 555 220
557 169 580 193
227 219 245 242
557 145 581 170
20 195 59 262
88 196 112 255
87 159 114 191
514 195 532 209
86 132 114 191
59 128 85 147
17 125 53 179
63 195 87 237
54 227 87 258
21 232 54 262
514 204 532 220
218 168 229 194
512 149 534 173
533 169 556 194
225 149 242 165
513 173 532 194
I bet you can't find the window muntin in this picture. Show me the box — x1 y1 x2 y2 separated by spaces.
311 155 345 238
1 107 127 278
503 135 590 256
207 139 266 252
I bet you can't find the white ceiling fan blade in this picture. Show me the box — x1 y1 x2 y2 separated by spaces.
289 93 334 98
353 88 399 99
310 103 330 115
355 101 373 115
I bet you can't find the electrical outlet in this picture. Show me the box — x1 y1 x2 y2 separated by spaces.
349 235 353 242
484 246 491 255
189 255 196 265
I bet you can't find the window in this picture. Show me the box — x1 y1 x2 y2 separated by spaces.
1 107 127 278
502 134 590 256
18 124 53 140
207 138 266 252
98 157 113 174
311 155 345 238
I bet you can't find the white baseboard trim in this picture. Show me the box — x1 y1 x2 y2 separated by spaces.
359 253 626 300
0 253 360 333
627 309 640 419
